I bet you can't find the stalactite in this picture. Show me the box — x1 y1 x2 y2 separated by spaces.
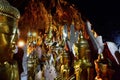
18 0 87 39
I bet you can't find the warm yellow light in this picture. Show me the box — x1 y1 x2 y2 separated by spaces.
28 32 32 36
32 32 37 37
18 40 25 47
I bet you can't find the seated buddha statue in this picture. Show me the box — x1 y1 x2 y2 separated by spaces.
0 0 20 80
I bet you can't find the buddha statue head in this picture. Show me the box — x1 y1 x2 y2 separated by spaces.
0 0 20 63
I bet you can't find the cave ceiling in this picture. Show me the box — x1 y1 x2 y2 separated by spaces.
7 0 86 32
7 0 120 43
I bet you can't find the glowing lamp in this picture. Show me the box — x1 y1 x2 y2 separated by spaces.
32 32 37 37
28 31 32 36
17 40 25 47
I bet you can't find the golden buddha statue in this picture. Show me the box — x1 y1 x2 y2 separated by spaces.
60 50 70 79
94 54 111 80
0 0 20 80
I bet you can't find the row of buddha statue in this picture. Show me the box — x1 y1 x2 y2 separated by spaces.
25 20 116 80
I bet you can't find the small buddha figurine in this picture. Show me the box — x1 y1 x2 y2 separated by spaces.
60 50 70 79
0 0 20 80
74 58 81 80
94 54 109 80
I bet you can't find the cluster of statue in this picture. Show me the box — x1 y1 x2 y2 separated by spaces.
20 20 120 80
0 0 120 80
